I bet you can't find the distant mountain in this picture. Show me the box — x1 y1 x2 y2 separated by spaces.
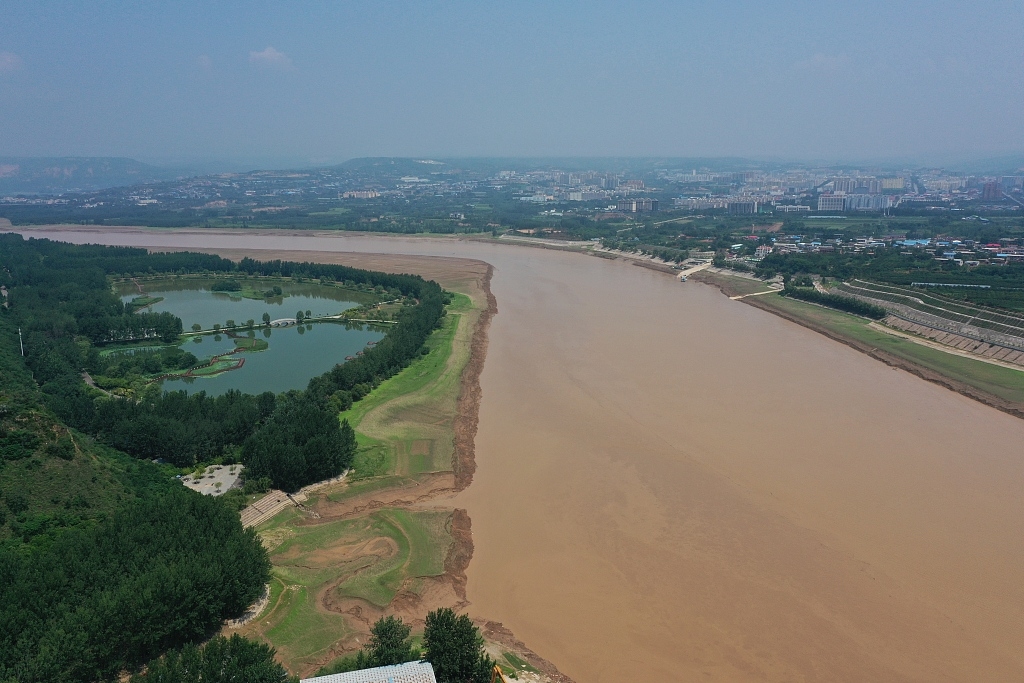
332 157 455 176
332 156 777 177
0 157 186 194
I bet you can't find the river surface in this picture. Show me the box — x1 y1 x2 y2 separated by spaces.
16 229 1024 683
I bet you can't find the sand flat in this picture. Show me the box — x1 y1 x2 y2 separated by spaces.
13 227 1024 682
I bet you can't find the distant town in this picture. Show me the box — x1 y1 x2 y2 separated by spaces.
3 156 1024 276
2 158 1022 226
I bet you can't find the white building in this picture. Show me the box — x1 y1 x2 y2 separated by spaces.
302 662 437 683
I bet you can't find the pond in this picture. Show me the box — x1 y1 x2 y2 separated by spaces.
117 279 386 396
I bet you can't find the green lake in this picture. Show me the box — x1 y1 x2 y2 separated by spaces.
117 279 386 396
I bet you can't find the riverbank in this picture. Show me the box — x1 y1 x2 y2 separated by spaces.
12 226 1024 682
693 269 1024 419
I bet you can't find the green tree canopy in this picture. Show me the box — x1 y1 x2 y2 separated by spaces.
368 616 416 667
130 634 294 683
423 608 494 683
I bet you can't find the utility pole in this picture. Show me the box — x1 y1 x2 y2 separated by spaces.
19 327 24 356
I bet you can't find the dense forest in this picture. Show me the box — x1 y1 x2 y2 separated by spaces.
0 489 269 683
0 234 451 681
129 634 295 683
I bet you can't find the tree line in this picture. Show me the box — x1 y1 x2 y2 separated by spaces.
781 284 888 319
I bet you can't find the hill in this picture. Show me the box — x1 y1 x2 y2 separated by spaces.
0 312 174 547
0 157 185 194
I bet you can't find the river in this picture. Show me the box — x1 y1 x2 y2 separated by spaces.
14 228 1024 682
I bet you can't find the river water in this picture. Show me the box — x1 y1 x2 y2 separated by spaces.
16 229 1024 682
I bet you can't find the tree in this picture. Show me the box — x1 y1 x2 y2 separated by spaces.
423 608 494 683
226 319 236 329
191 323 201 333
296 311 304 322
129 634 294 683
213 323 221 332
262 312 271 325
305 309 311 318
247 319 255 330
367 616 415 667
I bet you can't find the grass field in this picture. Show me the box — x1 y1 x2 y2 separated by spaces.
242 504 453 673
341 292 475 480
704 270 776 296
188 357 242 376
756 292 1024 404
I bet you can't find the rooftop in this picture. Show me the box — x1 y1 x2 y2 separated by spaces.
301 662 437 683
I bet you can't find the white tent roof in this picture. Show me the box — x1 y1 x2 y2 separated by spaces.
301 661 437 683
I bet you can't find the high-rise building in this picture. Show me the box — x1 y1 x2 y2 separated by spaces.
845 194 893 211
982 182 1002 200
617 198 658 212
862 179 882 194
817 194 846 212
832 178 857 193
727 201 758 215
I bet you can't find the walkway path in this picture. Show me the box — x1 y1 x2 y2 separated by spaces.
729 288 781 300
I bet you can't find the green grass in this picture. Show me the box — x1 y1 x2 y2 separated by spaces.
188 358 240 376
264 582 353 669
759 293 1024 404
694 270 773 296
503 652 540 674
340 292 474 479
233 336 269 351
98 341 176 356
326 475 412 501
249 508 452 674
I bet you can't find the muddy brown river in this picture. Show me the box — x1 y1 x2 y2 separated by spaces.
15 229 1024 682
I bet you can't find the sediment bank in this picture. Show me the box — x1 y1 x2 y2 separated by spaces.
453 265 497 491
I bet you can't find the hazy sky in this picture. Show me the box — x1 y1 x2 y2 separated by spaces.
1 1 1022 167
